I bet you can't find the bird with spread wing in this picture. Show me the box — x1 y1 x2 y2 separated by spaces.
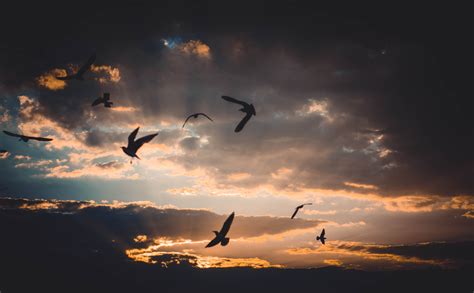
121 127 158 163
92 93 113 108
182 112 213 128
316 228 326 245
3 131 53 143
221 96 256 132
205 212 235 248
56 54 96 81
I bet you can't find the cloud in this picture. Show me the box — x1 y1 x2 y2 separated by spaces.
0 105 10 123
176 40 211 58
90 64 121 83
36 68 68 90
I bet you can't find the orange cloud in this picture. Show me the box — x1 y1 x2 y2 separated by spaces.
90 64 121 83
36 68 67 90
177 40 211 58
344 182 378 190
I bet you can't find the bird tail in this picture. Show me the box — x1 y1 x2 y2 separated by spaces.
134 154 141 160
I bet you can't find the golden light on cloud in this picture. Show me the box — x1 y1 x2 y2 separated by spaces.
90 65 121 83
125 237 281 269
36 68 67 90
177 40 211 58
323 259 343 266
134 235 148 243
344 182 378 190
110 106 138 112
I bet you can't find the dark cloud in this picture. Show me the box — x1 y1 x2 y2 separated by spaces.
0 197 323 242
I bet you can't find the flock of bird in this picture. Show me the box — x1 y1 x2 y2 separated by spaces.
0 54 327 248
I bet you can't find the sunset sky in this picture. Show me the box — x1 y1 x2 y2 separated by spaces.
0 1 472 286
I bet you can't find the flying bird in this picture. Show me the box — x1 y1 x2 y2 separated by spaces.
221 96 256 132
182 112 213 128
56 54 96 81
316 228 326 245
290 203 313 219
3 131 53 142
92 93 113 108
205 212 235 248
121 127 158 163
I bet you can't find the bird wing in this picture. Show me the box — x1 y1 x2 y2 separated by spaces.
76 54 96 76
134 133 159 151
205 236 221 248
27 135 53 141
321 238 325 245
3 131 22 138
128 127 140 146
91 97 103 106
234 113 253 132
291 208 299 219
221 96 248 107
182 115 194 128
321 229 325 237
219 212 235 237
197 113 214 122
103 93 110 101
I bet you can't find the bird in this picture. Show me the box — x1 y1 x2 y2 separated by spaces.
290 203 313 219
121 127 158 163
316 228 326 245
92 93 113 108
3 131 53 142
182 112 213 128
205 212 235 248
56 54 96 81
221 96 256 132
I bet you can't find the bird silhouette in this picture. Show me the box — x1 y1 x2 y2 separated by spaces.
205 212 235 248
291 203 313 219
182 112 213 128
316 228 326 245
56 54 96 81
121 127 158 163
92 93 113 108
3 131 53 142
221 96 256 132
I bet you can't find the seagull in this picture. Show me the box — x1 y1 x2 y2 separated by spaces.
182 112 213 128
290 203 312 219
56 54 96 81
316 228 326 245
3 131 53 142
92 93 113 108
221 96 256 132
121 127 158 163
205 212 235 248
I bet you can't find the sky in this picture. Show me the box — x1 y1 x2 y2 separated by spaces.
0 0 473 283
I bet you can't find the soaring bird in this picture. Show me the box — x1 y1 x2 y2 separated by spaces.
290 203 313 219
182 112 213 128
56 54 96 81
3 131 53 142
221 96 256 132
205 212 235 248
121 127 158 163
92 93 113 108
316 228 326 245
